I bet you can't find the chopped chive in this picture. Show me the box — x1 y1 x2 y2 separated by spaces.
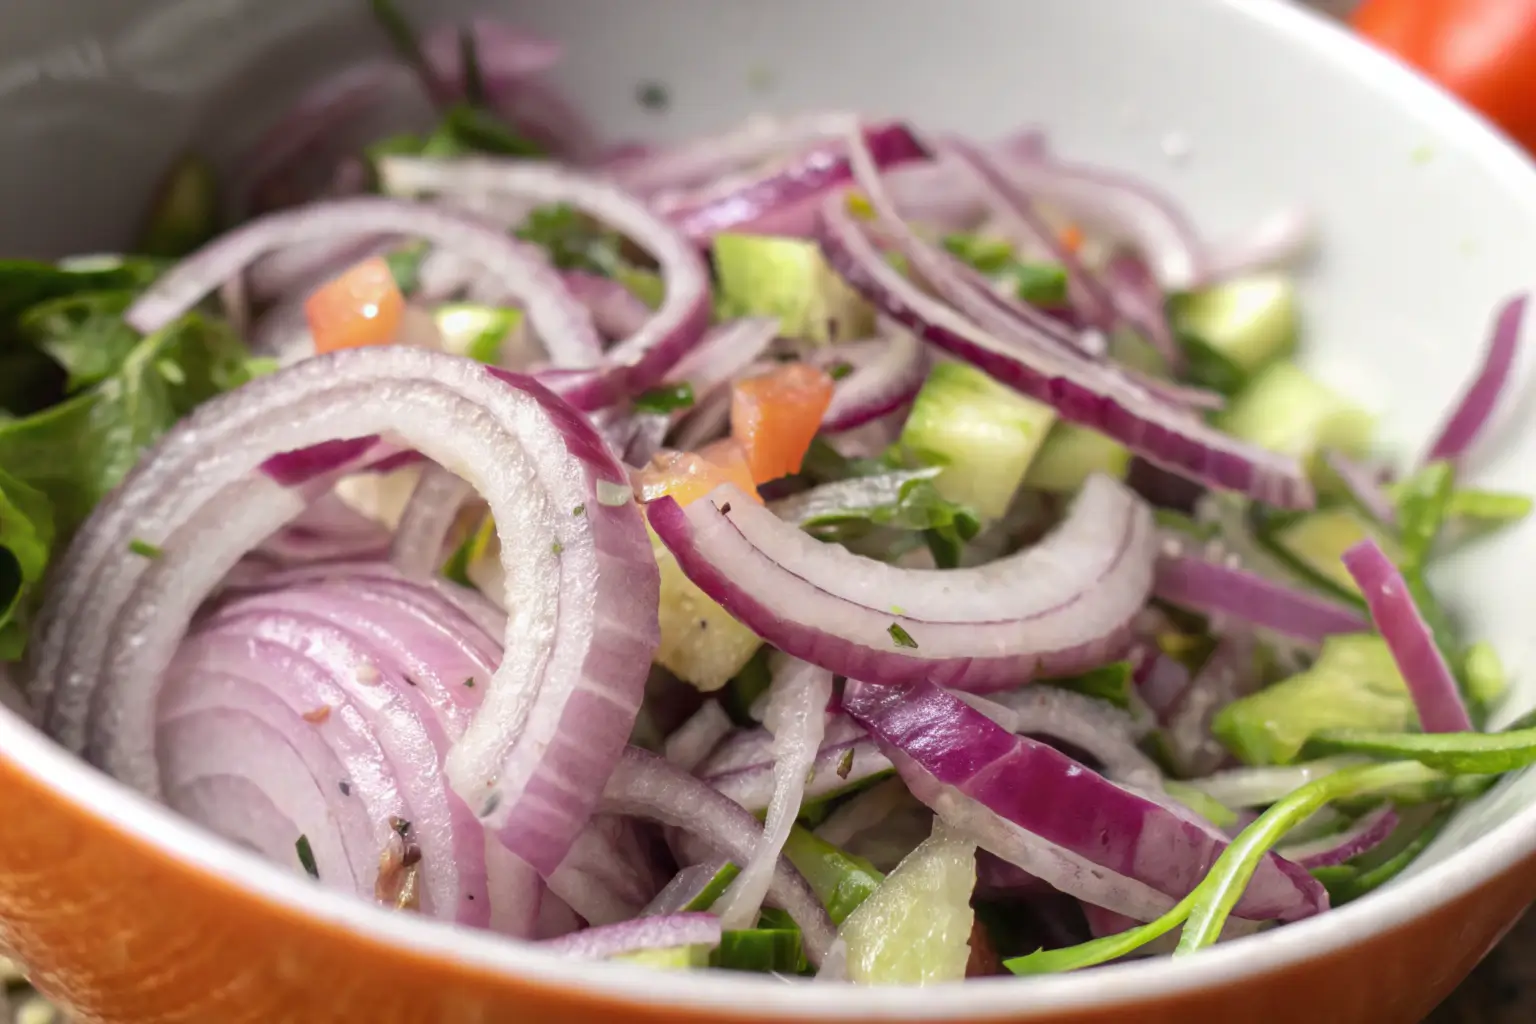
632 381 696 414
572 504 586 517
128 538 162 559
836 748 855 779
463 677 476 689
888 623 918 649
551 540 564 555
827 362 855 381
458 25 485 106
296 835 319 878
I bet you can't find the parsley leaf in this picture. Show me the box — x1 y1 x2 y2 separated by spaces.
515 204 625 276
0 468 53 660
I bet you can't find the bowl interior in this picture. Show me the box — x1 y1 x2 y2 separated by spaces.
4 0 1536 1013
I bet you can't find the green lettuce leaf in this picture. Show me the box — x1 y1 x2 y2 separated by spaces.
0 467 54 659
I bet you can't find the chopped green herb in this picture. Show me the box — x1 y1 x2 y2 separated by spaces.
1009 262 1069 307
296 834 319 878
551 540 564 555
0 468 53 660
463 677 476 689
836 748 855 779
637 81 671 111
1044 661 1133 709
942 233 1014 275
515 204 624 276
888 622 918 649
572 504 586 517
127 538 162 559
826 362 854 381
440 103 543 157
383 244 427 296
458 25 485 106
369 0 437 99
632 381 696 414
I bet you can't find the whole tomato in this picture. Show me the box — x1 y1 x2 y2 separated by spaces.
1352 0 1536 152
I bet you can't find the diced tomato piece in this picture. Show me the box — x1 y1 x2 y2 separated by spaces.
1058 223 1085 255
305 256 405 353
634 439 763 508
730 363 835 484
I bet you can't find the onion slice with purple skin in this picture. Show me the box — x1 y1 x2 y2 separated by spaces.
647 474 1156 692
1341 539 1473 734
1424 294 1526 465
963 687 1162 790
538 913 722 959
601 746 837 965
1152 551 1370 644
713 656 833 930
545 812 668 926
27 347 660 879
663 701 733 772
1276 805 1399 870
390 463 476 578
814 331 929 433
611 111 859 198
1324 450 1397 527
655 122 929 242
125 196 605 370
700 714 891 812
378 158 712 409
817 186 1313 507
843 679 1327 923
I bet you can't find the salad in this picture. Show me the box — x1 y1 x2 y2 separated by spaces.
3 3 1535 992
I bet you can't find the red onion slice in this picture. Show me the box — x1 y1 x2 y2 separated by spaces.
969 687 1162 790
1152 550 1370 644
1163 632 1263 778
1276 805 1399 870
663 700 733 772
125 196 604 370
378 158 713 409
1424 294 1526 465
601 746 837 964
815 331 929 433
818 193 1313 507
648 473 1155 691
390 464 477 578
1341 539 1472 733
539 913 722 959
545 812 668 926
1323 450 1397 527
844 679 1327 923
700 714 891 812
714 656 833 930
28 348 659 878
656 122 929 241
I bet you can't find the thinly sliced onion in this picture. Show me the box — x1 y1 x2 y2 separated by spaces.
1342 539 1472 733
248 234 400 306
656 122 929 241
1183 757 1369 808
1152 549 1369 643
610 111 859 198
700 714 890 813
125 196 604 370
1276 805 1400 869
1203 206 1315 282
601 746 837 965
813 777 913 849
1424 294 1526 465
768 468 943 529
714 656 833 930
963 687 1163 790
663 701 733 772
545 812 667 926
390 464 476 578
1324 450 1397 527
538 913 722 959
844 679 1327 923
564 271 653 340
378 158 713 409
1135 647 1193 719
28 348 659 878
650 474 1153 690
818 190 1313 507
815 331 929 433
1162 632 1261 778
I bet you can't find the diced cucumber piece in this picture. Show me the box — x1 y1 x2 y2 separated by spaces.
1162 781 1239 829
839 819 977 985
1025 423 1130 494
713 234 873 342
1464 641 1507 708
650 526 762 691
616 266 666 310
711 929 806 973
1171 274 1298 377
782 826 884 925
1213 634 1416 766
1269 507 1400 597
433 304 524 364
1216 362 1374 469
898 362 1056 519
611 945 712 969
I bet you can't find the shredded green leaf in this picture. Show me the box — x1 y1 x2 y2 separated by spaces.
632 382 696 414
295 834 319 878
1043 661 1133 709
1307 726 1536 775
127 538 162 559
0 468 53 660
515 204 625 276
888 622 918 649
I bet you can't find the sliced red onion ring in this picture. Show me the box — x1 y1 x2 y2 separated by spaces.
610 111 859 198
768 468 944 529
843 679 1327 923
377 158 712 409
1152 549 1369 643
1163 631 1262 778
963 687 1162 790
248 234 401 306
1135 646 1193 719
1204 206 1315 282
545 812 667 926
1342 539 1472 733
601 746 837 964
538 913 722 959
642 860 732 917
818 191 1313 507
700 714 891 813
812 777 913 849
390 464 477 578
714 656 833 930
656 122 929 241
1275 804 1400 869
1182 757 1369 808
1324 450 1397 527
28 348 659 879
663 700 733 772
647 474 1156 691
814 331 929 433
1424 294 1526 465
125 196 604 370
564 271 653 340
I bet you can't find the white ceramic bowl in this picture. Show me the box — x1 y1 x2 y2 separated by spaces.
2 1 1536 1021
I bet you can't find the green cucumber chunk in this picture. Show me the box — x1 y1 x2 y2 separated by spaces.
1170 274 1298 377
1216 362 1374 471
1268 507 1400 597
713 234 873 342
1024 423 1131 495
